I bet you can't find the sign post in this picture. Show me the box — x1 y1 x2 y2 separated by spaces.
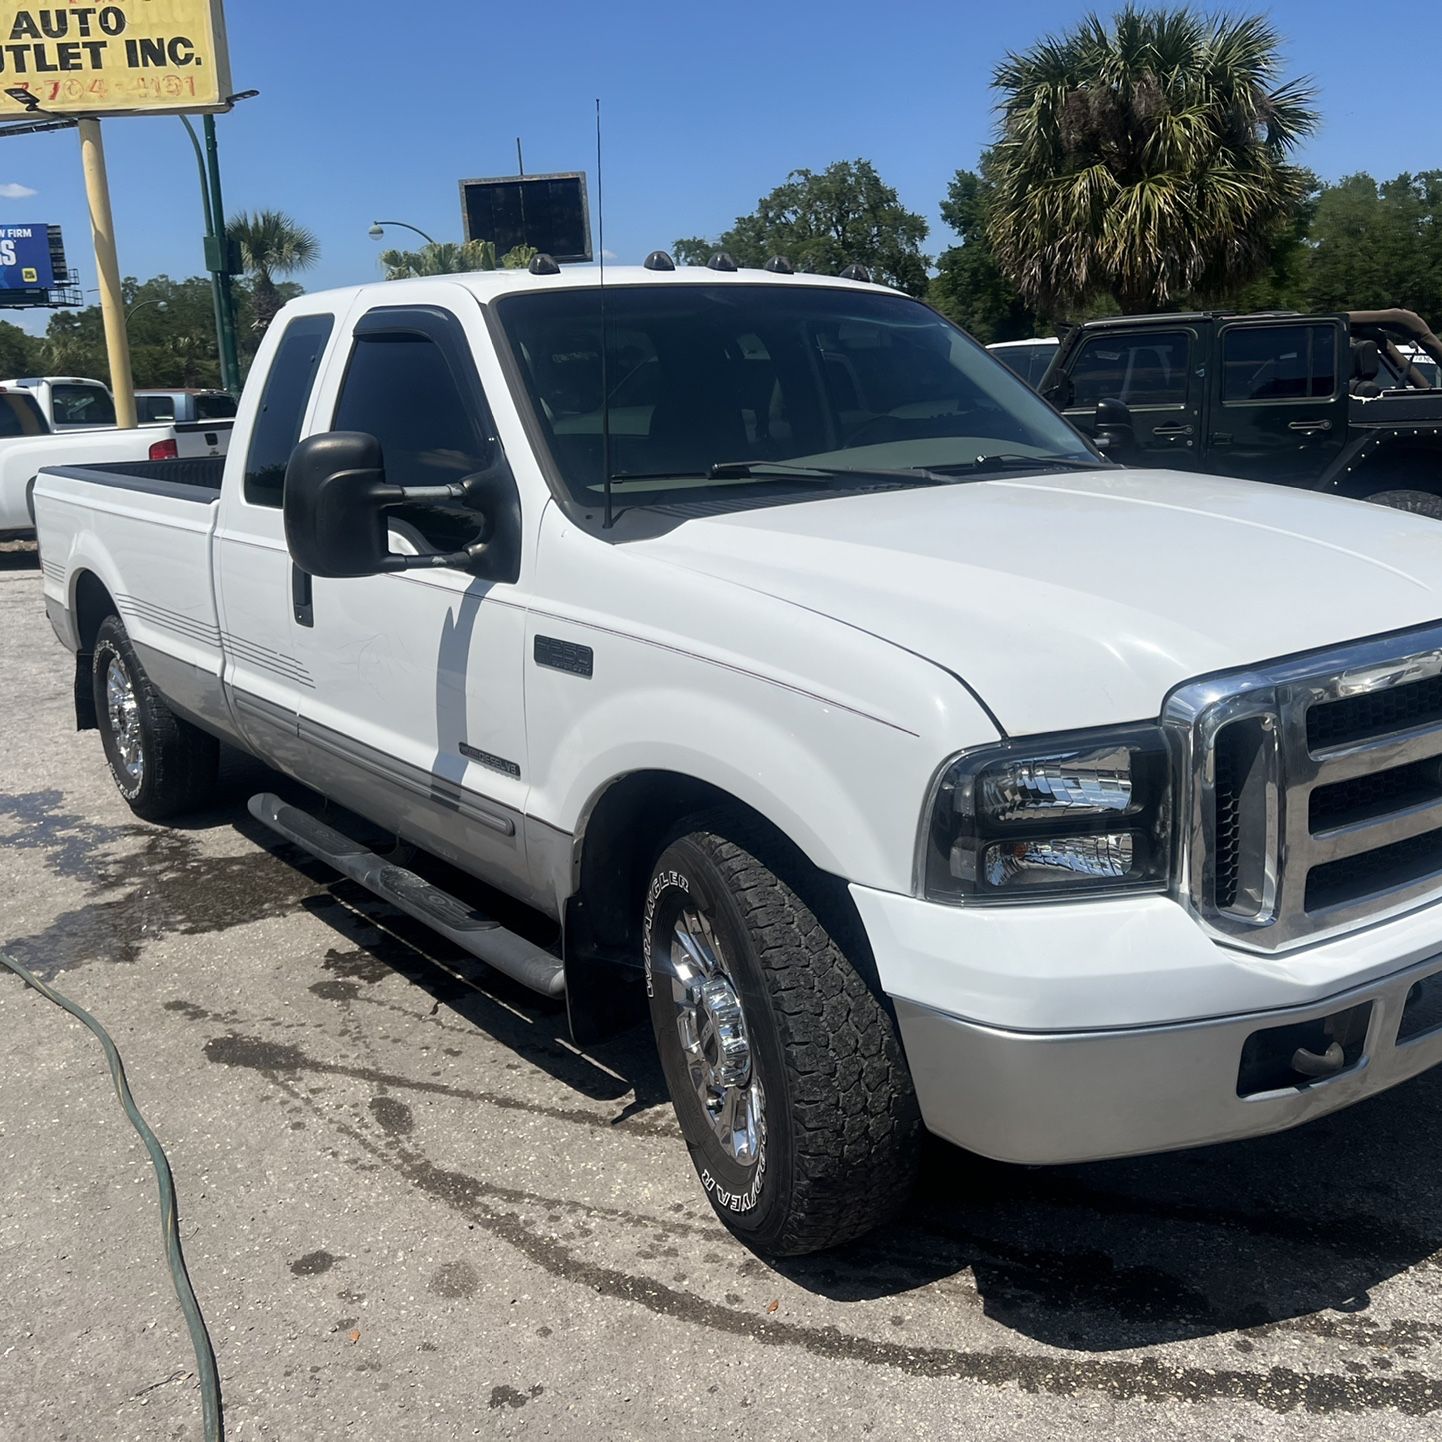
0 2 234 425
75 118 134 427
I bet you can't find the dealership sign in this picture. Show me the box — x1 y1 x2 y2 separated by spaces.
0 3 232 116
0 222 52 288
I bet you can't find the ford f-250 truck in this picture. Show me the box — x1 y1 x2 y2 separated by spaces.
32 262 1442 1254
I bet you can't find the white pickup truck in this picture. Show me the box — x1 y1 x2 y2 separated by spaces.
33 263 1442 1254
0 389 231 539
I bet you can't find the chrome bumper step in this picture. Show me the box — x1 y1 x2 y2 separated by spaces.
247 792 566 999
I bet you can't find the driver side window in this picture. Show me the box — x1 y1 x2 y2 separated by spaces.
332 329 493 554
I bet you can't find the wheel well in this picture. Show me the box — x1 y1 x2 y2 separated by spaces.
1336 439 1442 500
563 769 871 1045
71 570 118 730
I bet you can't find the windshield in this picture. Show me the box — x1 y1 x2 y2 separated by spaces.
52 383 116 427
496 285 1098 510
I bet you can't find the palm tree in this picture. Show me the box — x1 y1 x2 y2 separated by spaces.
227 209 320 332
378 240 537 281
988 7 1318 314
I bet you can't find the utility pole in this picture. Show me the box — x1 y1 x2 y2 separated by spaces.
77 119 136 429
181 114 242 394
204 114 243 394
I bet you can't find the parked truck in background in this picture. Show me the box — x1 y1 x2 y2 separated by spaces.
0 401 232 539
0 376 117 430
1040 307 1442 514
32 264 1442 1253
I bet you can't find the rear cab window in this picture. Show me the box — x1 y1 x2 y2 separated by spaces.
52 383 116 427
243 313 336 507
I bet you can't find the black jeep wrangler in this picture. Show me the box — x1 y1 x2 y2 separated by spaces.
1040 308 1442 516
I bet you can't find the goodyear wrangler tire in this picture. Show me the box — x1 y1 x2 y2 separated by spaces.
93 614 218 822
644 812 921 1255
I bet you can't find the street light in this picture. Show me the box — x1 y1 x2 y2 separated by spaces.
178 90 259 396
125 298 166 325
370 220 439 247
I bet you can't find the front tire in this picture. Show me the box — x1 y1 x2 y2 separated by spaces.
1365 488 1442 519
644 813 920 1255
93 614 217 821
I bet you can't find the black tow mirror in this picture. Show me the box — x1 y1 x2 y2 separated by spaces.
284 431 506 580
284 431 398 579
1093 397 1136 458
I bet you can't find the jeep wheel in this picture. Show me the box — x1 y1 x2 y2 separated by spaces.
1366 488 1442 520
93 614 218 821
644 813 920 1255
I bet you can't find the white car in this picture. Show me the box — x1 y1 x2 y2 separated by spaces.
986 336 1058 388
33 263 1442 1254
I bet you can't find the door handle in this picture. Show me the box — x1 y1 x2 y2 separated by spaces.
292 564 314 628
1288 419 1333 433
1151 424 1194 438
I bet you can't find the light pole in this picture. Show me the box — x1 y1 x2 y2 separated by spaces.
179 90 257 396
125 298 166 325
369 220 439 247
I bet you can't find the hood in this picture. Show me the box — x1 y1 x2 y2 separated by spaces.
634 469 1442 735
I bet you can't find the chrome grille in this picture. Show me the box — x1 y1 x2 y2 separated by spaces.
1167 624 1442 951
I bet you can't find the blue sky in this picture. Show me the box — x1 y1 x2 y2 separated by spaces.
3 0 1439 335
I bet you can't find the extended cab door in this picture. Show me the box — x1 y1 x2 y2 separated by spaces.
1205 318 1349 486
285 289 535 896
1059 325 1205 468
213 309 337 772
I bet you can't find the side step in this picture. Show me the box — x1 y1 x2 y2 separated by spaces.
248 792 566 999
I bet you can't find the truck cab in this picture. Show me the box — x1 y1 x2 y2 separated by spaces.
1042 308 1442 512
33 264 1442 1256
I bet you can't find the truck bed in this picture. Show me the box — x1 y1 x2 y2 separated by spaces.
35 459 227 728
45 456 226 500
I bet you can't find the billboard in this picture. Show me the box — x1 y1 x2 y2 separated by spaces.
0 222 52 288
0 2 232 118
460 173 592 265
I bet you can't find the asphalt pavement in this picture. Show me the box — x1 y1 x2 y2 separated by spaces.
3 540 1442 1439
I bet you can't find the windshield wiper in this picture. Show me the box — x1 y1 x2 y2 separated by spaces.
707 460 949 484
926 454 1109 476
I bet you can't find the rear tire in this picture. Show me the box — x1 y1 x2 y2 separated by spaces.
93 614 217 821
1365 488 1442 519
644 811 920 1255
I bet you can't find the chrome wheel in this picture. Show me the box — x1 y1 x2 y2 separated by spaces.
104 653 144 787
669 906 763 1166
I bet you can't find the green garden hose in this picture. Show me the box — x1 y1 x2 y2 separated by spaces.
0 951 223 1442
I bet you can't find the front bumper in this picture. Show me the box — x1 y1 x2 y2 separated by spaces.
851 884 1442 1164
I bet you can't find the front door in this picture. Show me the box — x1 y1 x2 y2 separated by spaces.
1062 326 1204 468
287 290 533 894
1206 318 1349 486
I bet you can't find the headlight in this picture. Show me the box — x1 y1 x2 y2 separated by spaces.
920 727 1173 903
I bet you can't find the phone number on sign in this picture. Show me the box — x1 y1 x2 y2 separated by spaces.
30 75 205 104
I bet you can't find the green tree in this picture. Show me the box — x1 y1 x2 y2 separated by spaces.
1301 171 1442 319
227 209 320 333
929 160 1043 342
37 273 298 390
0 318 43 376
379 239 538 280
988 7 1318 314
673 159 930 295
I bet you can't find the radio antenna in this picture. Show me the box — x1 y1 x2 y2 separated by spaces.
597 98 614 530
